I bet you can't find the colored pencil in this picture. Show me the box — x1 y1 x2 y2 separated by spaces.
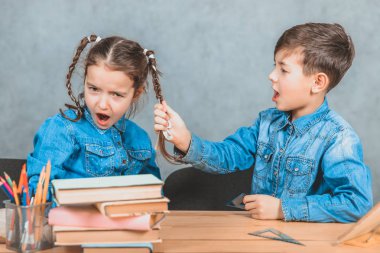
42 160 51 204
34 168 45 205
3 172 14 190
17 164 26 194
0 176 13 196
12 181 20 206
0 182 15 202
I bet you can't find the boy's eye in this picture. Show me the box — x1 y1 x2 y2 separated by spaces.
281 68 288 73
89 86 98 92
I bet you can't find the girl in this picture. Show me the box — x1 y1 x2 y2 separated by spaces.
27 34 170 200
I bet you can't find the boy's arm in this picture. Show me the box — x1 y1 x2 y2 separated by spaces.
176 125 260 174
154 101 261 174
281 129 373 223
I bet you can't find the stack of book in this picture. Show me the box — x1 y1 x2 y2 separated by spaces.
49 174 169 253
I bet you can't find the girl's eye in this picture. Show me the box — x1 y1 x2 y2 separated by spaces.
89 86 98 92
281 68 288 73
112 92 123 97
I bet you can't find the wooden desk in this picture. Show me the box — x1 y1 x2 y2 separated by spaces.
1 211 379 253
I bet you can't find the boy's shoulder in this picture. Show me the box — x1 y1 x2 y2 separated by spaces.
259 107 283 117
256 107 359 138
323 109 354 132
321 109 363 144
257 107 286 124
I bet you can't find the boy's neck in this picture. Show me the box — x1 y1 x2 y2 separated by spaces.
290 96 325 122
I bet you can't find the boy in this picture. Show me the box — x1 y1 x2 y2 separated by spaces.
154 23 372 222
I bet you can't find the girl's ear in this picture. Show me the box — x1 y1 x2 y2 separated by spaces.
133 85 145 100
311 72 329 94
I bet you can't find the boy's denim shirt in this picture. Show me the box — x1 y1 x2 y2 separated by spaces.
27 108 161 200
177 99 373 223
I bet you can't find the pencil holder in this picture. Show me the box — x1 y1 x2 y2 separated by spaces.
4 200 53 253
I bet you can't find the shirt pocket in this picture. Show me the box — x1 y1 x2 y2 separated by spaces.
285 156 314 194
253 142 274 179
126 149 152 174
85 143 115 176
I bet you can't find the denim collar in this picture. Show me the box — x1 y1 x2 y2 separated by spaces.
277 98 330 135
84 107 126 135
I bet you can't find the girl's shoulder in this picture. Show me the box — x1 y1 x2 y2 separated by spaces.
39 110 72 128
37 110 84 133
123 119 152 149
124 119 149 138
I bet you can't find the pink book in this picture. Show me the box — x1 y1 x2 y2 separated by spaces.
48 206 159 231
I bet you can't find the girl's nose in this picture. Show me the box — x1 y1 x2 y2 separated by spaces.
98 95 109 110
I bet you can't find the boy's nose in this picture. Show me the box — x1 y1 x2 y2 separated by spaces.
268 70 278 82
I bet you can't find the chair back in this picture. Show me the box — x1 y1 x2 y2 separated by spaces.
0 159 26 208
163 167 252 210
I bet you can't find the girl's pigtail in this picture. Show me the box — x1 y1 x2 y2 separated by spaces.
60 34 98 121
145 50 182 164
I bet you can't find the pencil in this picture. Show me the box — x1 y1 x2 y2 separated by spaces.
42 160 51 204
3 172 14 190
0 176 13 196
12 181 20 206
34 168 45 206
25 187 30 206
0 182 15 202
35 164 48 248
12 180 23 236
17 164 26 194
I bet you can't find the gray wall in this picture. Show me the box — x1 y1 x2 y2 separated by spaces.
1 0 379 203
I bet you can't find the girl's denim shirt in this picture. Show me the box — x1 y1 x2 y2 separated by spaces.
177 99 373 223
27 108 161 200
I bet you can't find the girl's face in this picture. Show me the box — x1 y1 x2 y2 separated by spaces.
84 62 136 129
268 49 317 121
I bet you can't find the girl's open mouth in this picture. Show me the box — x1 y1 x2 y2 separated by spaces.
96 113 110 126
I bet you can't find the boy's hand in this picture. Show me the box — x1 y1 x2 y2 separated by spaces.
243 194 284 220
154 101 191 153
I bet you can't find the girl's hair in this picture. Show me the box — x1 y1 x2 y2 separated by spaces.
61 34 178 163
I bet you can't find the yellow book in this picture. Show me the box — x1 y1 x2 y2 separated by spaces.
82 243 153 253
95 197 169 217
52 174 163 205
53 226 161 246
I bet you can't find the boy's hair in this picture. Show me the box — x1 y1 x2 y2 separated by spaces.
61 34 177 163
274 23 355 91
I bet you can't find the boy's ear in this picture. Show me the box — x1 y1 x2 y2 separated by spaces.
311 73 329 94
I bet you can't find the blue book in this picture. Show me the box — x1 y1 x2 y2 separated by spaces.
82 242 153 253
52 174 163 205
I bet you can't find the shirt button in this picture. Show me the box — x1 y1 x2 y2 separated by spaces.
280 148 284 153
264 155 268 159
294 168 299 172
122 159 127 164
274 171 278 176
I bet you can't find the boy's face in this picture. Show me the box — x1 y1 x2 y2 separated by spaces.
84 62 137 129
269 49 318 120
